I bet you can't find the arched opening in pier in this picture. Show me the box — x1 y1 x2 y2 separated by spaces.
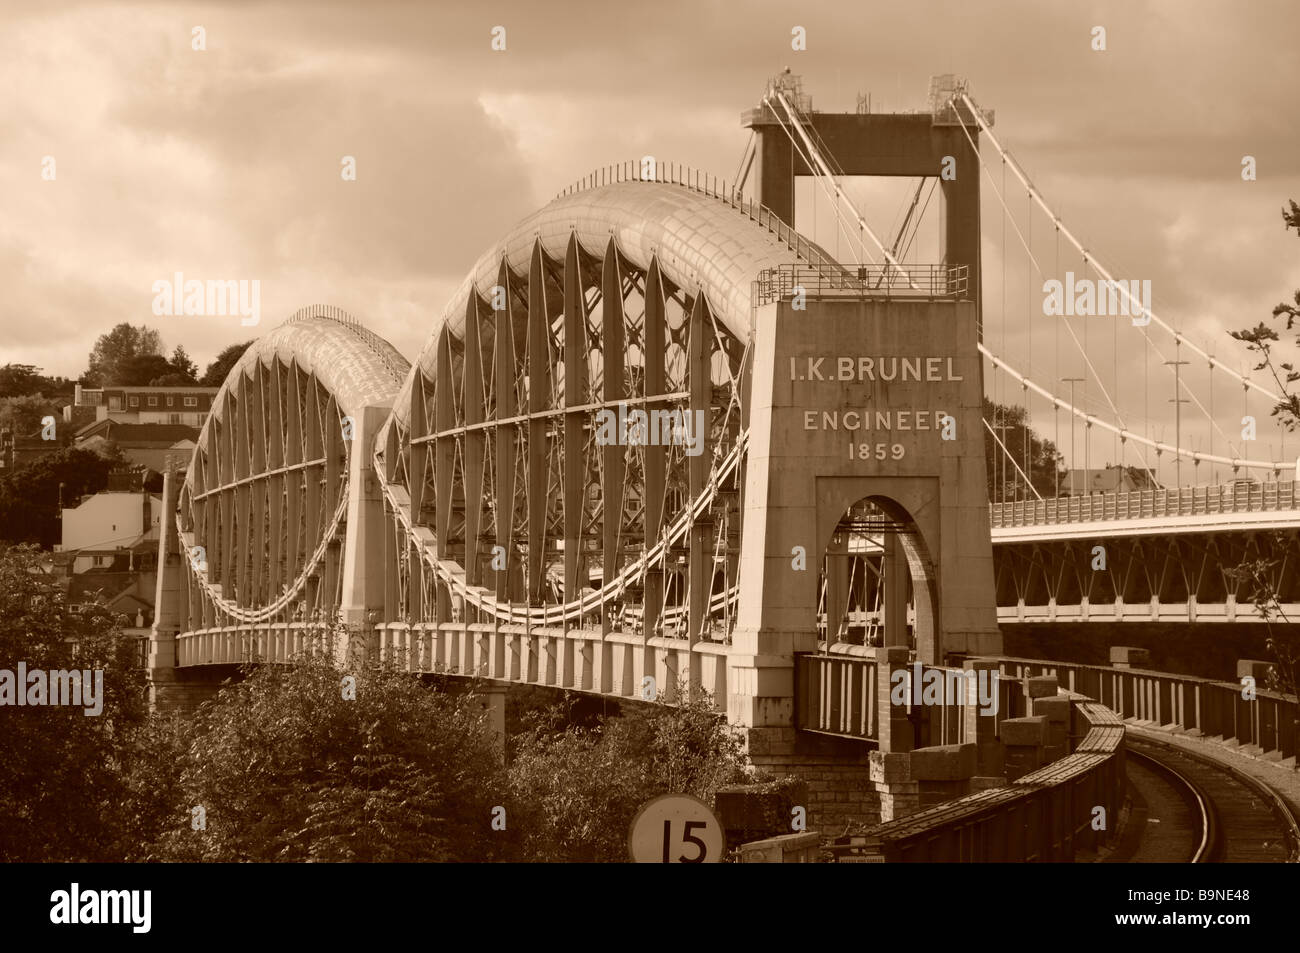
817 496 937 653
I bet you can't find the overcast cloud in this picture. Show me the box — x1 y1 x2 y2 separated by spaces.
1 0 1296 475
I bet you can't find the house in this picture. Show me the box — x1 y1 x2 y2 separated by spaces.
73 420 197 475
57 481 162 575
65 383 217 429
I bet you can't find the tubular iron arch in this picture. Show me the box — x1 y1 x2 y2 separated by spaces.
176 307 408 630
376 179 832 641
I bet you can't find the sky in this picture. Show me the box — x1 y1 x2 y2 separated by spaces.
2 0 1297 478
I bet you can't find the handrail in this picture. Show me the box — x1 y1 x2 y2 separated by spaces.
990 481 1300 528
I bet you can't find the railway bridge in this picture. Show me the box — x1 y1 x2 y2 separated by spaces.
146 76 1300 848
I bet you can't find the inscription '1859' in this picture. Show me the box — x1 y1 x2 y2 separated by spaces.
790 356 963 382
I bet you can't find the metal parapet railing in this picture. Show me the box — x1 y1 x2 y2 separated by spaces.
990 480 1300 527
836 696 1126 862
755 263 970 305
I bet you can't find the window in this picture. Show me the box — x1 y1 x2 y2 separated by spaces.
184 396 198 407
147 396 158 406
166 395 174 407
128 396 139 407
168 414 183 425
109 395 122 410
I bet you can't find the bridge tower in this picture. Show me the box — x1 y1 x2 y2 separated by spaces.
729 77 1002 766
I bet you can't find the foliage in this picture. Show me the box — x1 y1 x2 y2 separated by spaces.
143 634 509 862
0 364 72 400
505 687 748 862
982 398 1067 500
0 543 152 862
85 324 163 387
200 341 253 388
167 345 198 383
1224 533 1300 699
0 395 65 440
1226 199 1300 698
0 445 120 546
1229 200 1300 429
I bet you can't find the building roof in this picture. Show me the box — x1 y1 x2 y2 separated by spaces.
101 385 219 393
75 420 201 444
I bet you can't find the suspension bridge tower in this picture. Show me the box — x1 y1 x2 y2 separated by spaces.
729 75 1001 751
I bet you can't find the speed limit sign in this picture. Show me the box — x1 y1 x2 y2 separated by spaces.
628 793 725 863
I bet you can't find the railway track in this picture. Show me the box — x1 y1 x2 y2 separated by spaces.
1122 736 1300 863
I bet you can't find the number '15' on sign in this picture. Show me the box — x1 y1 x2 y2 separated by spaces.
628 794 725 863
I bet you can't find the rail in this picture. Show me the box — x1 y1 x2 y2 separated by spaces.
795 647 1023 747
997 656 1299 762
755 263 969 305
990 480 1300 528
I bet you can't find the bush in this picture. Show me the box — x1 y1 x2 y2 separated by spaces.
506 688 748 862
142 643 510 862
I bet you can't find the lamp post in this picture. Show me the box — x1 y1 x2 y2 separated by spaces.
1061 378 1085 496
1165 357 1190 489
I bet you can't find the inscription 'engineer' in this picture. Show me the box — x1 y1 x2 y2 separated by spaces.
790 356 963 382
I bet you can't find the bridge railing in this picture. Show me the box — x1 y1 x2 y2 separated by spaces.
842 699 1126 862
754 263 969 305
990 480 1300 528
795 648 879 739
795 647 1025 747
997 656 1298 762
372 622 729 704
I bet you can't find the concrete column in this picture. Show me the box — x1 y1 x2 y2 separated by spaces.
963 657 1004 777
148 466 183 703
340 403 393 631
1032 694 1072 762
824 532 848 645
882 532 909 647
875 646 913 754
1000 716 1048 780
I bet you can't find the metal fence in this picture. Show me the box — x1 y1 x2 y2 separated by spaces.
755 263 969 305
991 481 1300 528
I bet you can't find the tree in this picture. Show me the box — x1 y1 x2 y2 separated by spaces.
200 341 253 388
114 353 175 387
0 544 152 862
1230 200 1300 429
85 324 162 387
0 445 119 546
982 398 1067 501
0 395 63 439
0 365 71 400
1226 199 1300 701
143 624 510 862
1223 535 1299 701
506 687 748 861
167 345 198 383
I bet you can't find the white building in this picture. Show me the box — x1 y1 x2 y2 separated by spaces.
57 490 162 574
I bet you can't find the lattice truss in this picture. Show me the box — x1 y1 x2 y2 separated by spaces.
993 530 1300 610
177 355 349 628
376 233 749 639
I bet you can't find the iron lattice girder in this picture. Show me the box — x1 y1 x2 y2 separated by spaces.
992 527 1300 611
389 231 745 635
